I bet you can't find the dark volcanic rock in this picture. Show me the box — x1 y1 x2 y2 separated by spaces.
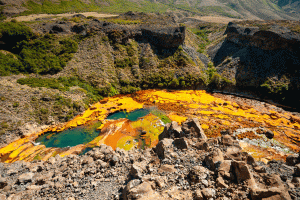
0 177 7 189
141 26 185 48
208 22 300 109
286 154 300 166
174 138 188 149
225 22 300 51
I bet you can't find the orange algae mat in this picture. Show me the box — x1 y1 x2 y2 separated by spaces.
1 89 300 163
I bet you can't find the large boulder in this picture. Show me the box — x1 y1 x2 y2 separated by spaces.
232 161 256 188
159 121 183 140
181 118 207 140
294 164 300 177
218 160 232 180
189 166 210 183
205 148 224 171
155 138 174 159
201 188 216 199
123 180 163 200
251 174 291 200
286 154 300 166
173 138 188 149
0 177 7 189
130 161 148 179
17 172 34 184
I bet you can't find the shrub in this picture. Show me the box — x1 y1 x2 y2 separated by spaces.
18 36 78 74
0 52 24 76
0 22 35 52
0 7 6 21
120 86 140 94
206 62 217 80
261 76 290 95
40 108 49 114
0 22 78 76
115 57 134 68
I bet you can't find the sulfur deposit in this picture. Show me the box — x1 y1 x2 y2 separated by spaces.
1 90 300 164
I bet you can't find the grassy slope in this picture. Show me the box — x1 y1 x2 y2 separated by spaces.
1 0 299 20
21 0 170 15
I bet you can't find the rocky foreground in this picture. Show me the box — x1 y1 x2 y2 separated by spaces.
0 118 300 200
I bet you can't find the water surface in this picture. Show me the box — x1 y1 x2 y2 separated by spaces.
35 126 100 148
106 109 150 121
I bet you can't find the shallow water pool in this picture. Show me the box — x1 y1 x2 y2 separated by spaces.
35 125 100 148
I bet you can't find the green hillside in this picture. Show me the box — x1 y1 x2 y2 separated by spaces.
0 0 299 21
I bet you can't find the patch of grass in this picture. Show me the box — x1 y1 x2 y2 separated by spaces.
20 0 169 15
191 28 212 53
22 0 99 15
105 18 142 25
199 6 239 18
99 0 169 13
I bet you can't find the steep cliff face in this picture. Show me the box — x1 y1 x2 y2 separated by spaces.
208 21 300 109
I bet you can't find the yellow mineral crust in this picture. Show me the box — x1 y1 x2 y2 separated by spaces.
131 114 165 148
1 89 300 163
168 114 187 125
0 138 30 156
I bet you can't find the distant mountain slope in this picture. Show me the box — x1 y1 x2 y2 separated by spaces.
0 0 299 20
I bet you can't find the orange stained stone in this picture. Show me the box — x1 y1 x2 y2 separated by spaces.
59 144 86 157
13 145 45 162
101 119 139 150
41 149 58 161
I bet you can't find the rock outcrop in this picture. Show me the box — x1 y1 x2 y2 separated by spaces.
33 19 186 49
208 22 300 109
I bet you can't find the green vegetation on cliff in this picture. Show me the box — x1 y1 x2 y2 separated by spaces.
0 22 78 76
17 76 104 104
